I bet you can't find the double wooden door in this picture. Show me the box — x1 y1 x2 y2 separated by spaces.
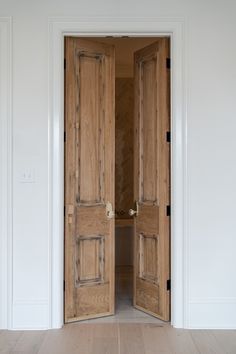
64 37 170 323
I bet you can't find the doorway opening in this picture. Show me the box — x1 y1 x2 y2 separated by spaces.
64 36 170 323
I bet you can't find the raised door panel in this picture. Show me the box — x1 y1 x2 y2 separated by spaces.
64 37 115 322
75 235 105 286
140 57 158 203
77 53 105 204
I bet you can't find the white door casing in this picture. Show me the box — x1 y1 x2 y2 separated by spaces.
48 17 188 329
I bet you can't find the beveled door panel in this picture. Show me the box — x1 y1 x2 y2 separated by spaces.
140 56 158 203
133 39 170 321
139 233 158 284
77 52 105 205
64 37 115 322
75 235 105 287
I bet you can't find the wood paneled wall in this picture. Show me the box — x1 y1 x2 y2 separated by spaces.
115 78 134 219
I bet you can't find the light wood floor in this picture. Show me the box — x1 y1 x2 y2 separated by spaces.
1 268 235 353
1 324 236 354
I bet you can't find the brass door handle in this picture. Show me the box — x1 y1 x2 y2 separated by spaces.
129 209 137 216
129 202 139 217
106 201 115 219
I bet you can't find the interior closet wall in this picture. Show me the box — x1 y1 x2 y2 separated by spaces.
115 78 134 220
115 77 134 268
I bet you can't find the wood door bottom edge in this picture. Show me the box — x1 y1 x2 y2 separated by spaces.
65 311 115 324
133 304 170 323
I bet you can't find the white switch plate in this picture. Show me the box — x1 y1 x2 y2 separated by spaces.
20 168 35 183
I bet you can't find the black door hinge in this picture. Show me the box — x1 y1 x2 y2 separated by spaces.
166 58 171 69
64 58 66 70
166 205 171 216
167 279 171 291
166 131 171 143
63 280 65 291
64 131 66 142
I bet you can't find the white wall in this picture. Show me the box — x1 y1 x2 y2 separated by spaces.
0 17 11 330
0 0 236 329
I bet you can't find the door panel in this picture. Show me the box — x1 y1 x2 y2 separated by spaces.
141 58 158 203
133 39 170 321
64 37 115 322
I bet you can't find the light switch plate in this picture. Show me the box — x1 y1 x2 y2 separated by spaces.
20 168 35 183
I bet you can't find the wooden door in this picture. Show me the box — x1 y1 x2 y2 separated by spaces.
132 39 170 321
64 37 115 322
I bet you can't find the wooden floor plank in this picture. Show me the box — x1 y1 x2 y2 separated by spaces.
190 330 224 354
142 323 172 354
90 323 119 354
0 330 23 354
91 323 118 338
38 324 92 354
118 323 145 354
10 331 45 354
164 327 199 354
91 337 118 354
212 330 236 354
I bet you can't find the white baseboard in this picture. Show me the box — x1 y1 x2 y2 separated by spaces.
188 298 236 329
12 301 49 330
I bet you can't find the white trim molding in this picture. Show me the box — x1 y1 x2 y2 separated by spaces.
0 17 12 330
188 297 236 329
12 299 49 330
48 17 187 329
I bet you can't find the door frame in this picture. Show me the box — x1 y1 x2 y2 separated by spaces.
0 17 12 330
48 17 188 329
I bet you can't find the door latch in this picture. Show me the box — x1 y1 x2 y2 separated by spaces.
106 201 115 219
67 204 74 224
129 201 139 217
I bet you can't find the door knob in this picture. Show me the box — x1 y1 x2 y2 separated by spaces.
106 201 115 219
129 202 139 217
129 209 137 216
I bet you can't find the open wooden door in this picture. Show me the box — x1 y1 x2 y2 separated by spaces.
131 39 170 321
64 37 115 322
